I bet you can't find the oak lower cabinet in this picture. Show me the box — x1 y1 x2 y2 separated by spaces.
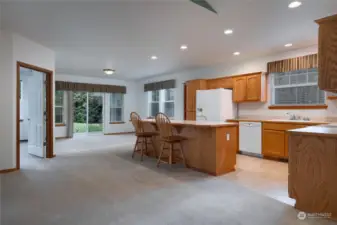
262 130 285 157
262 122 324 158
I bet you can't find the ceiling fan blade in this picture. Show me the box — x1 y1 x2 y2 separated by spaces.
190 0 217 14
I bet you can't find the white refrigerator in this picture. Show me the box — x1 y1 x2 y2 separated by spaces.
196 89 237 121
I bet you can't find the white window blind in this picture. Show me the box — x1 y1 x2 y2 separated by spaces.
55 90 64 124
110 93 124 122
148 89 175 118
271 68 325 106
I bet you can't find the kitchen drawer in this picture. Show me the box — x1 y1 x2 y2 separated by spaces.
263 123 308 131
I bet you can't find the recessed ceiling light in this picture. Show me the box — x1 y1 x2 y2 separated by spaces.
224 29 233 35
151 55 158 60
103 69 115 75
180 45 188 50
233 52 240 56
285 43 293 47
288 1 302 8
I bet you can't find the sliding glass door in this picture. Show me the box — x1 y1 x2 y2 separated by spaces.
73 92 103 134
88 92 103 132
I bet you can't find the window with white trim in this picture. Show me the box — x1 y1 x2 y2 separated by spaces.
110 93 124 122
148 89 175 118
270 68 325 106
55 90 64 124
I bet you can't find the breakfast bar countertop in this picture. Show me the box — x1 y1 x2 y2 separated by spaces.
287 124 337 138
142 119 238 128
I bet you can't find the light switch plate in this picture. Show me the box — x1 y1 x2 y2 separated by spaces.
226 133 230 141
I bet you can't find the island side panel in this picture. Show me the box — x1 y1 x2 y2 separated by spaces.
215 126 238 175
179 126 217 175
289 134 337 220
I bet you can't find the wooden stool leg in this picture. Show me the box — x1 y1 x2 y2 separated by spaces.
145 137 149 155
140 137 145 161
132 137 139 158
169 143 173 166
179 142 187 167
157 142 164 167
151 136 157 158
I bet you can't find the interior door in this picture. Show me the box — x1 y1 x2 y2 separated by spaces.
27 70 45 158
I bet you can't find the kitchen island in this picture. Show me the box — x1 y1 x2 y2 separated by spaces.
287 125 337 221
142 119 238 176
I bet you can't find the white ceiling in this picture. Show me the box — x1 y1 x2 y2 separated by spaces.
1 0 337 80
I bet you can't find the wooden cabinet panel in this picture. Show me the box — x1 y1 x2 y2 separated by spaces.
207 77 233 89
316 15 337 91
246 75 261 101
186 111 196 121
263 130 285 157
233 77 247 102
218 77 233 89
263 123 309 131
185 80 207 113
207 79 219 89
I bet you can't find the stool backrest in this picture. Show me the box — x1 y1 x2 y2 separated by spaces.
130 112 144 133
155 113 172 139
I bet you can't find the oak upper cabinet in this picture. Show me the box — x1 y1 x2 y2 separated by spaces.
232 72 266 103
233 76 247 102
207 77 233 90
316 14 337 91
185 79 207 120
246 74 261 101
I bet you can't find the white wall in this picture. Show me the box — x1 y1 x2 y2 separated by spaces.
55 74 137 137
0 31 14 170
137 45 337 121
0 32 55 170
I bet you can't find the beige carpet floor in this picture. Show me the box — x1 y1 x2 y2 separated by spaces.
1 135 336 225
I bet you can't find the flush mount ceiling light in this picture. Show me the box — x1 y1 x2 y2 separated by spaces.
151 55 158 60
285 43 293 47
224 29 233 35
180 45 188 50
103 69 115 75
233 52 240 56
288 1 302 8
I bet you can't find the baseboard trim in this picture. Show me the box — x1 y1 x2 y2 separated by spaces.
56 136 71 140
0 168 17 174
104 132 135 135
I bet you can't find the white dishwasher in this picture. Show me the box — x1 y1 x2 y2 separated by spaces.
239 122 262 155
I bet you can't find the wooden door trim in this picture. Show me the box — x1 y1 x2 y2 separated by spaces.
16 61 54 170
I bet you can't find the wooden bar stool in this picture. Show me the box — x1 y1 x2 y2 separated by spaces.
155 113 187 167
130 112 158 161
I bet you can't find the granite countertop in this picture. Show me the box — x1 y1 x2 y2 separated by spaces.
142 119 238 128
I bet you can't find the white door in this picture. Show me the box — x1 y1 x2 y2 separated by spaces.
27 70 45 158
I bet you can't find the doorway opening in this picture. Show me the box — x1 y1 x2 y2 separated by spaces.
16 61 54 170
73 92 104 134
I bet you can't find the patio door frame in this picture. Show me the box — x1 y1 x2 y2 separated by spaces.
73 92 104 134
